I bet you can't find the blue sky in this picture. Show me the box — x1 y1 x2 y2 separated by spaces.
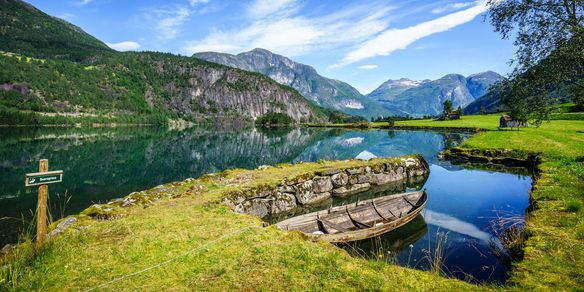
28 0 516 94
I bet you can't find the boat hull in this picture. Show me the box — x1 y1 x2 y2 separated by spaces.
275 191 427 243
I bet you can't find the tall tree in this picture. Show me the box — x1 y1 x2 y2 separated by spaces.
487 0 584 121
456 106 463 116
443 99 453 114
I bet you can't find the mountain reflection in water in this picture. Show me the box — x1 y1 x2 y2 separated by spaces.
0 126 529 284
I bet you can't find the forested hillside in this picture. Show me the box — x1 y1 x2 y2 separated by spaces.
0 0 356 125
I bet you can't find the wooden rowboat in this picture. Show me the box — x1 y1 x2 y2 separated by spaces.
275 190 427 243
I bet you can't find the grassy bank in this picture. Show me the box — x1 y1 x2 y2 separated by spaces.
397 115 584 289
2 115 582 290
1 158 475 291
310 114 583 289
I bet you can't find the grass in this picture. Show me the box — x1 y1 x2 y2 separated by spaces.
392 114 503 130
393 115 584 290
312 114 584 289
1 157 476 291
2 114 582 290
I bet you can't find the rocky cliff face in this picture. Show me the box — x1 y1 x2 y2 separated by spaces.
136 55 328 123
194 48 390 119
367 71 504 117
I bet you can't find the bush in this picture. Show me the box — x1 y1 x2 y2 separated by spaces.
566 198 583 212
354 121 371 128
255 112 294 127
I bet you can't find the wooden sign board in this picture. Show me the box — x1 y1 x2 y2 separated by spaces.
25 170 63 187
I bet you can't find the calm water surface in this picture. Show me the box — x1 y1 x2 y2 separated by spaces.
0 126 531 283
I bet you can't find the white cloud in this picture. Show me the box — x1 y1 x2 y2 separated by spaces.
106 41 141 51
189 0 210 5
154 7 191 40
182 2 394 56
246 0 298 19
432 2 476 14
331 1 488 69
74 0 93 6
359 64 378 70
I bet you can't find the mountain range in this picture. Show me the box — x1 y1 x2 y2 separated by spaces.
366 71 504 117
0 0 505 124
194 49 505 119
193 49 390 119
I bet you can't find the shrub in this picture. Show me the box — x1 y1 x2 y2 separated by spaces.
255 112 294 127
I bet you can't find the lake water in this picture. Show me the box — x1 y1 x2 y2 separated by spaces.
0 126 531 283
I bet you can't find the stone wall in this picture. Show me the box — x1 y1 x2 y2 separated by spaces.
224 156 429 218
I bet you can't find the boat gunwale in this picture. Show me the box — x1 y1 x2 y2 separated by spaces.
275 190 427 242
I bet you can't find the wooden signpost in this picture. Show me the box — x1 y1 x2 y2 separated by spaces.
24 159 63 248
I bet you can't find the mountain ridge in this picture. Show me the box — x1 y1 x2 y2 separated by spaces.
193 48 390 119
367 71 504 117
0 0 112 62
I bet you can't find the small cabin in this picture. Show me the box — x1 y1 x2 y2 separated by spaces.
446 112 460 120
500 115 528 128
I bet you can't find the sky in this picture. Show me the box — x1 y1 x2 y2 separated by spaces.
27 0 516 94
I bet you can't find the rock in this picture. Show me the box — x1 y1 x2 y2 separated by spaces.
235 199 271 218
295 191 331 205
330 172 349 188
392 170 404 181
286 176 309 186
48 217 78 238
258 165 269 170
82 204 123 219
108 198 123 205
249 189 275 199
294 179 313 192
312 176 333 193
317 168 341 176
370 173 394 185
332 183 370 197
372 170 408 185
371 164 386 173
277 184 294 193
270 192 296 214
396 166 405 176
404 158 418 167
223 155 429 217
0 244 14 255
357 174 371 184
293 179 331 204
346 167 364 175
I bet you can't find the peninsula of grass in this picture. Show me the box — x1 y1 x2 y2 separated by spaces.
2 157 475 291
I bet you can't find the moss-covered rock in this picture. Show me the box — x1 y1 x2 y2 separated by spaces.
225 155 429 217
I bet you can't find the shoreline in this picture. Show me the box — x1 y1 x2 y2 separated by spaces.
1 115 582 290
